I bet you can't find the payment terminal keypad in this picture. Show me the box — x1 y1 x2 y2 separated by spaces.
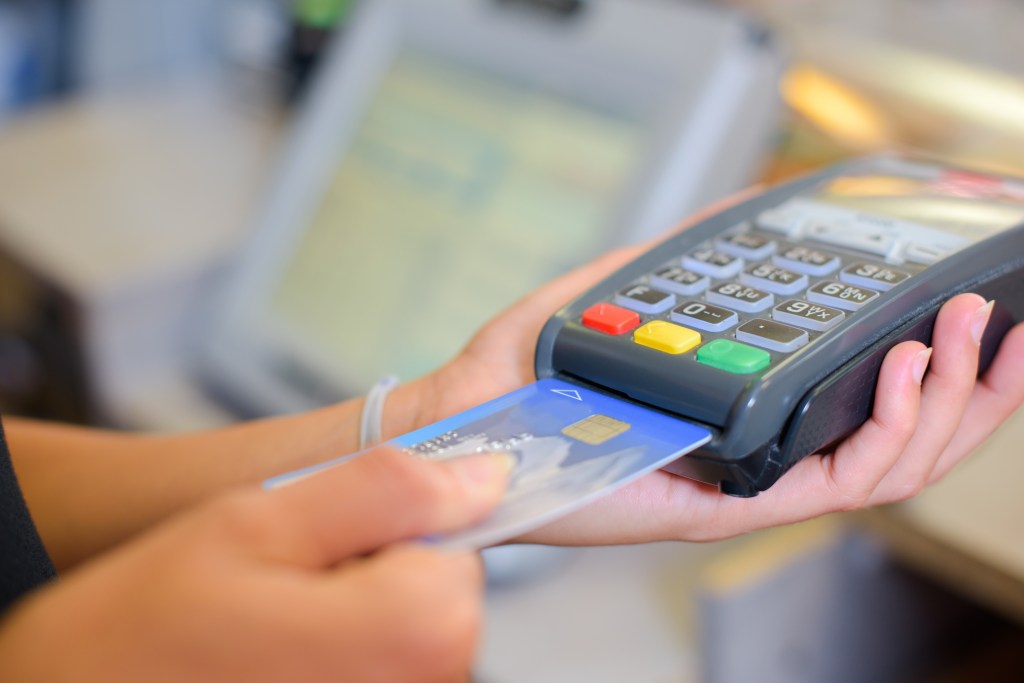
707 283 774 313
715 233 777 260
806 282 879 310
839 263 912 291
772 246 841 276
582 215 924 375
772 299 845 332
614 285 676 314
649 267 710 296
683 249 744 278
737 319 809 353
740 263 809 295
671 301 738 332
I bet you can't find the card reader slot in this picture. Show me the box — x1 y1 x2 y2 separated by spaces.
661 444 772 497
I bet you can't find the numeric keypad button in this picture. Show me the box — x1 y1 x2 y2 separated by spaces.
715 232 777 260
736 319 809 353
740 263 809 296
706 282 774 313
806 281 880 311
671 301 739 333
649 266 710 296
772 299 846 332
614 285 676 314
756 204 806 237
772 246 841 276
840 262 912 291
682 248 744 279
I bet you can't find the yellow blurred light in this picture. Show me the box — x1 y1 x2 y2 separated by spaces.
813 35 1024 140
781 64 894 149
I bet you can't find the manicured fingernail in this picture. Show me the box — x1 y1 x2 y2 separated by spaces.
970 300 995 346
448 452 516 488
913 347 933 386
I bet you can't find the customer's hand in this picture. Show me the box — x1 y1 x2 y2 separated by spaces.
0 449 510 683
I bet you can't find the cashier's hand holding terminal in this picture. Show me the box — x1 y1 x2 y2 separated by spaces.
436 157 1024 544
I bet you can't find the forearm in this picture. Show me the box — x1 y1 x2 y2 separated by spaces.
5 374 439 571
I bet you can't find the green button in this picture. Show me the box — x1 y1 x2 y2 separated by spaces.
697 339 771 374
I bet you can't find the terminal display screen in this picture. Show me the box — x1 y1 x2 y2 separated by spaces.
814 173 1024 243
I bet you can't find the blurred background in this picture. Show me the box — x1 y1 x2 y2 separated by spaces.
1 0 1024 681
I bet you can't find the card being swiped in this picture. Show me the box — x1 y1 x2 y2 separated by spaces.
265 379 711 550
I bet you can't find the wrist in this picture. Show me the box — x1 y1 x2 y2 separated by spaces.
358 376 399 449
375 353 523 445
378 372 442 443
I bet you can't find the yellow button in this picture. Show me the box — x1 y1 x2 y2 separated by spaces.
633 320 701 354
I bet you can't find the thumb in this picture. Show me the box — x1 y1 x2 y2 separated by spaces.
218 448 512 568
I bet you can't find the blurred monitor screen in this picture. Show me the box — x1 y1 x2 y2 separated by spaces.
199 0 781 415
266 50 643 390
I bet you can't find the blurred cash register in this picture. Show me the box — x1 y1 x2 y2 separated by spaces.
0 0 782 429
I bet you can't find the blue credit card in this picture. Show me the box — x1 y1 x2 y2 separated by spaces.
265 379 711 549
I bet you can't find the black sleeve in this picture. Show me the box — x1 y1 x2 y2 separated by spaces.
0 418 56 615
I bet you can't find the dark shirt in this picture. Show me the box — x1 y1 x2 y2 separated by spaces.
0 418 56 615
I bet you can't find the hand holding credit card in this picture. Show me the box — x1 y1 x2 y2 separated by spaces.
266 379 711 549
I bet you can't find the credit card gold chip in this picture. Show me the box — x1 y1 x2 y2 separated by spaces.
562 414 631 445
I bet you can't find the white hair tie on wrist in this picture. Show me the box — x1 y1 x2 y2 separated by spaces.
359 375 399 450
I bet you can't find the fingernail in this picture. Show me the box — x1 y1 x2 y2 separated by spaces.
970 300 995 346
913 347 933 386
448 452 516 488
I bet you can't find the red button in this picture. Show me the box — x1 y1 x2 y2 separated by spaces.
582 303 640 335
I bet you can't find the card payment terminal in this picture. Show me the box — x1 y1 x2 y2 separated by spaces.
535 155 1024 496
